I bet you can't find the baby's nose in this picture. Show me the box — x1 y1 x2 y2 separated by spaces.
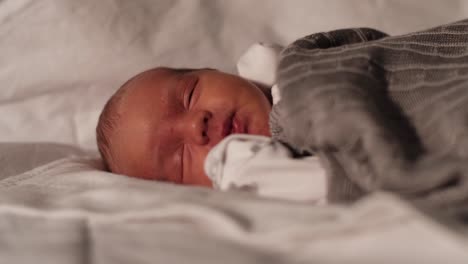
182 110 212 145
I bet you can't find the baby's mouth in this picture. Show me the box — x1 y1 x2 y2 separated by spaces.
232 114 246 134
221 113 235 138
221 112 246 138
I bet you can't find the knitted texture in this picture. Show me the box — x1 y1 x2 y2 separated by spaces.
270 19 468 213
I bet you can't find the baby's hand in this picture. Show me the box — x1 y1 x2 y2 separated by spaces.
204 134 327 203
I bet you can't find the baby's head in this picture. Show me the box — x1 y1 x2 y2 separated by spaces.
96 67 272 186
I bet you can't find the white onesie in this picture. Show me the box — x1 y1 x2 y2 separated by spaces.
204 43 328 204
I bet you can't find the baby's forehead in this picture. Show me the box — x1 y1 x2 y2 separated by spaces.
120 68 174 103
119 67 204 112
126 68 174 89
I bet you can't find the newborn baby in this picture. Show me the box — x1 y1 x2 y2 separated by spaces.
96 44 327 202
98 20 468 212
97 67 272 185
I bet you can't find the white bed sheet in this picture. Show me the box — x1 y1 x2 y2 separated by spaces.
1 157 468 264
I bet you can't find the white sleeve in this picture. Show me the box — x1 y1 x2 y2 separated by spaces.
204 135 328 204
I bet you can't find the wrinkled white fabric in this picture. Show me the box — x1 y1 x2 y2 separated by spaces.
2 158 468 264
236 43 282 104
237 43 282 85
205 135 327 203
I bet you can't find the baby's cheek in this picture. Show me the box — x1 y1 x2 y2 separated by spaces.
187 147 212 186
204 95 238 112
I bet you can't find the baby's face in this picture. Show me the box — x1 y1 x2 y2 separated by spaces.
110 68 271 186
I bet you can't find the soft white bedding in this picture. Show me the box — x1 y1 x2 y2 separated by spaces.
1 158 468 263
2 0 468 263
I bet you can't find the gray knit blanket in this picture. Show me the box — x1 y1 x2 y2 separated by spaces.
270 19 468 214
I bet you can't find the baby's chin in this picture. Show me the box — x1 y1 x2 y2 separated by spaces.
254 126 272 137
248 118 271 137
